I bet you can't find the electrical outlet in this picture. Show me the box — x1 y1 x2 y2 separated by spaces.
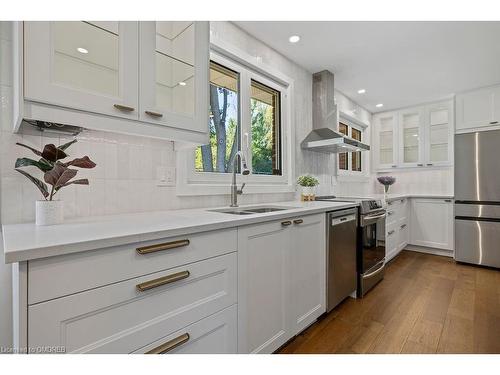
157 166 176 187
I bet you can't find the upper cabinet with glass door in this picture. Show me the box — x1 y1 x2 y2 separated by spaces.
24 22 139 120
373 100 453 170
372 111 398 169
139 22 209 133
425 101 453 167
399 107 424 167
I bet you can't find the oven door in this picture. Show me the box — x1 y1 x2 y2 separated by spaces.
360 211 386 273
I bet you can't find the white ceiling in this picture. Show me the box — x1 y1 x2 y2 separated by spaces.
234 21 500 113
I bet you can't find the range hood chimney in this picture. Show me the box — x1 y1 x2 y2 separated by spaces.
301 70 370 153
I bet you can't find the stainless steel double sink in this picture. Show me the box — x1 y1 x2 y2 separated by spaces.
209 205 295 215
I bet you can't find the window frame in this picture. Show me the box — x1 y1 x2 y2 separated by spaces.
176 49 294 196
336 116 368 178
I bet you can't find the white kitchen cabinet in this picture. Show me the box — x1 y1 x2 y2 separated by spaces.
139 22 209 133
28 253 236 353
410 198 454 250
398 107 424 167
133 305 237 354
373 100 453 170
237 219 290 354
373 111 399 169
424 101 454 166
19 21 209 144
237 213 326 354
289 214 326 335
397 198 409 252
455 85 500 131
24 22 139 120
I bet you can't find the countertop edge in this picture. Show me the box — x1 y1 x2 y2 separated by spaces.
3 202 358 264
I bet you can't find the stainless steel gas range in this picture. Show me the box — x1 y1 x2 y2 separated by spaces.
316 196 387 299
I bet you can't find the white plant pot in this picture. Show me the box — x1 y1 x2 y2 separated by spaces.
36 200 64 226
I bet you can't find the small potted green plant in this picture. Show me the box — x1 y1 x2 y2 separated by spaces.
14 139 96 225
297 175 319 201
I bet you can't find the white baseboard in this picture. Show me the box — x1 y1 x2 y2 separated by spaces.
404 245 454 258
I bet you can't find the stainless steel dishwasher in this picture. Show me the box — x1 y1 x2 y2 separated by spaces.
326 208 358 312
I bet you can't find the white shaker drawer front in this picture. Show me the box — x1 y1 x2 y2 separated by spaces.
28 253 236 353
28 228 237 304
133 305 237 354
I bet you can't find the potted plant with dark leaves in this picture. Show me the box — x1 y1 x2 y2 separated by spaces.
297 175 319 201
377 176 396 199
14 139 96 225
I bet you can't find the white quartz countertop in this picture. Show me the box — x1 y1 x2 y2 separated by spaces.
2 200 358 263
382 194 454 202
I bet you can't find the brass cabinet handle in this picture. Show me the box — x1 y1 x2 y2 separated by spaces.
391 165 397 168
388 230 395 236
145 110 163 118
114 104 135 112
136 239 190 255
444 199 452 203
400 224 407 229
136 270 190 292
417 163 424 167
146 333 190 354
490 121 498 125
293 219 303 225
281 221 292 226
387 211 394 216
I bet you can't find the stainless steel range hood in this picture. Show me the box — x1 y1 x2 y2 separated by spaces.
301 70 370 153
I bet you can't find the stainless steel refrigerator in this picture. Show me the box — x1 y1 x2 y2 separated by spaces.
455 129 500 268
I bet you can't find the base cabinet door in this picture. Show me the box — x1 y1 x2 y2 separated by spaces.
237 213 326 354
237 220 291 354
410 198 454 250
289 214 326 335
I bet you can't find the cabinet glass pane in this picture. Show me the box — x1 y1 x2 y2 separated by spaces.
429 109 449 162
338 123 348 170
52 22 119 97
379 131 393 164
402 113 419 163
351 128 362 171
155 22 195 116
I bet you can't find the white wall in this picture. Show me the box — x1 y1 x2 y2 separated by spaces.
372 167 454 196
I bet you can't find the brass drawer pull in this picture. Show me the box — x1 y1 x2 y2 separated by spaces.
388 230 395 236
137 239 190 255
114 104 135 112
145 110 163 118
401 224 407 229
281 221 292 226
136 270 190 292
293 219 303 225
146 333 190 354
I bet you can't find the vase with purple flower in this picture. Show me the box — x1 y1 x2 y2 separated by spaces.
377 176 396 200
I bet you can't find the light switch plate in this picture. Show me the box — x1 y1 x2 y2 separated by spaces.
157 166 176 186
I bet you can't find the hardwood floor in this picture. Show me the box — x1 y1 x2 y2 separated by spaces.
278 250 500 354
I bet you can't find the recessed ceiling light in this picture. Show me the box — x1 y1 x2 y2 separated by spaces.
178 81 187 86
288 35 300 43
357 89 366 94
376 103 384 108
77 47 88 54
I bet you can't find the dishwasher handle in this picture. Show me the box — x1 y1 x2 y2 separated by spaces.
331 214 356 226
